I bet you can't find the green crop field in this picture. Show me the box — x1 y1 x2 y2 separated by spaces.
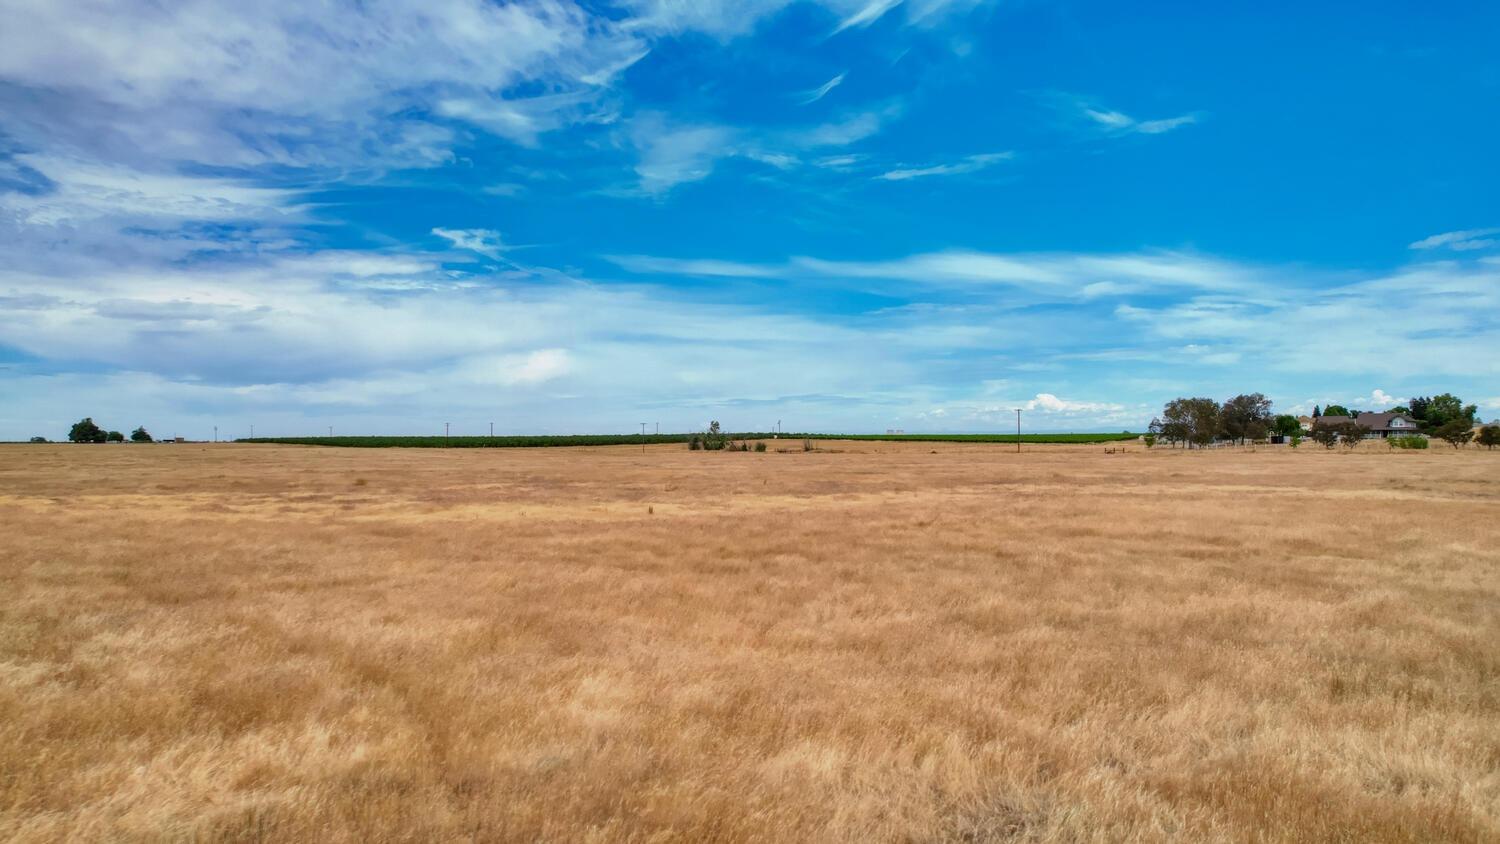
238 432 1141 448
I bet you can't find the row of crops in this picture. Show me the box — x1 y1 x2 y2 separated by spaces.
238 432 1142 448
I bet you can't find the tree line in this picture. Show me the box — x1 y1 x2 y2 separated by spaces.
1148 392 1496 449
49 418 153 444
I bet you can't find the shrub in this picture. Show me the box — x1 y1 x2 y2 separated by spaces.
29 436 48 443
1289 434 1302 448
1479 425 1500 450
754 441 766 452
1142 434 1156 448
1311 426 1340 449
1434 419 1474 449
1387 435 1428 450
1336 422 1364 449
688 436 702 451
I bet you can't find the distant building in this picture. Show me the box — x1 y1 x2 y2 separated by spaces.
1296 415 1315 432
1313 411 1421 439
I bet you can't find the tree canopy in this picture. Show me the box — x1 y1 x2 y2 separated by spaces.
130 426 153 443
1220 393 1272 444
1409 394 1477 433
1322 404 1351 417
1478 425 1500 450
68 418 107 443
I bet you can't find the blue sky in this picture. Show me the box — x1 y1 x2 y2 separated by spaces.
1 0 1497 439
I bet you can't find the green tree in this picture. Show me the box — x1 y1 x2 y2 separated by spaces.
1477 425 1500 450
1310 425 1340 449
1409 393 1477 433
1272 415 1302 437
702 420 727 451
1434 419 1474 448
1322 404 1351 417
68 417 107 443
29 436 48 443
1312 405 1321 418
106 430 125 442
1336 421 1365 448
1220 393 1273 444
130 426 153 443
1161 398 1220 449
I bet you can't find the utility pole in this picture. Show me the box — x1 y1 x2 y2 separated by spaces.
1014 409 1022 453
640 422 647 452
445 422 450 446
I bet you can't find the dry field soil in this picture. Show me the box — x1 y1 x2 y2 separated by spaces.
1 441 1497 842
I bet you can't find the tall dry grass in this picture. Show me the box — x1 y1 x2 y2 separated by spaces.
1 441 1497 842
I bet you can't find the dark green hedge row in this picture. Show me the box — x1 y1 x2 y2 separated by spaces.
238 432 1141 448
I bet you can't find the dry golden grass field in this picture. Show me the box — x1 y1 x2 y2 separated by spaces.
2 441 1498 842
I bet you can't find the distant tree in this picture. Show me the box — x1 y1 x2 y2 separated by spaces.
68 417 107 443
1477 425 1500 450
1336 421 1365 448
1322 404 1351 417
1272 415 1302 437
129 426 152 443
106 430 125 442
1311 425 1341 449
29 436 48 443
1388 405 1410 415
1220 393 1273 444
702 420 727 451
1149 415 1181 448
1312 405 1321 418
1161 397 1220 449
1409 393 1477 434
1434 419 1475 449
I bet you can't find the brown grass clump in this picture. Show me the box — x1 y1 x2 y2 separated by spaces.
1 441 1497 842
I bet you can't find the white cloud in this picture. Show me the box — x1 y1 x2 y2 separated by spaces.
1 154 301 227
1079 103 1198 137
1355 389 1403 409
833 0 903 33
606 255 778 277
628 115 740 194
431 228 506 259
1409 227 1500 251
799 72 848 105
624 105 899 194
1024 393 1122 413
877 151 1012 181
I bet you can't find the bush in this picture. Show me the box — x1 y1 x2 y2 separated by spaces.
1336 422 1365 449
29 436 47 443
1387 435 1429 450
1289 434 1302 449
754 441 766 452
1479 425 1500 450
688 436 702 450
1142 434 1156 448
106 430 126 443
1434 419 1474 448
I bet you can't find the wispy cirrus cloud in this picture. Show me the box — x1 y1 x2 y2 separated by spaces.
1083 108 1198 135
799 72 847 105
876 151 1012 181
1409 227 1500 251
431 228 507 259
623 103 901 194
